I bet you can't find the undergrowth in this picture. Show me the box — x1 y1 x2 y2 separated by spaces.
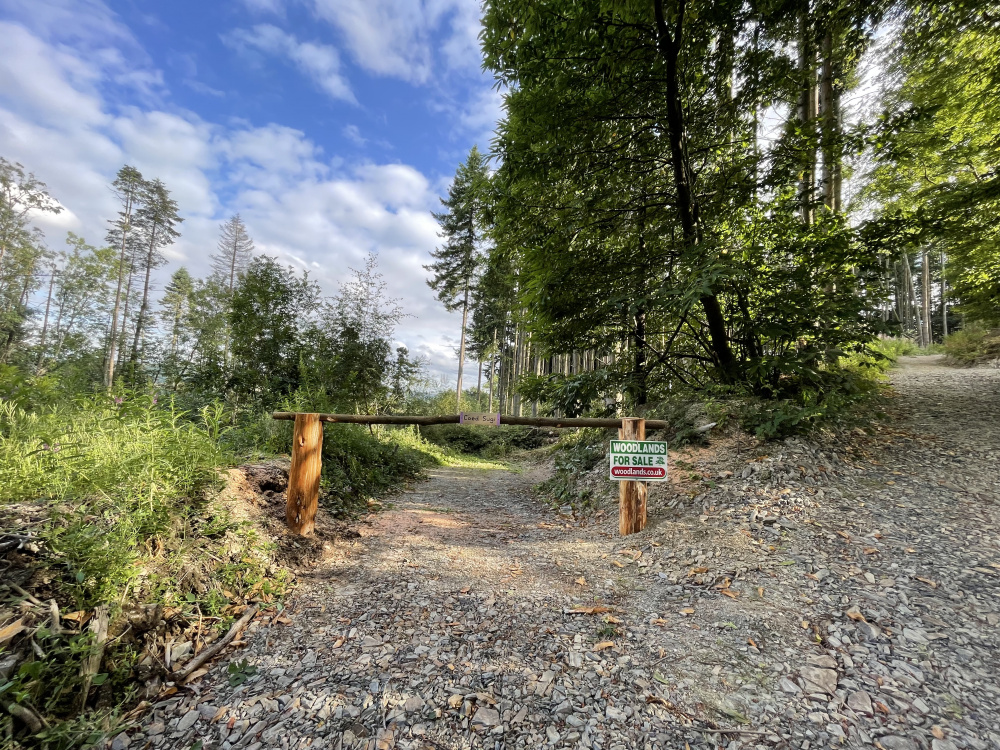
942 324 1000 365
732 353 891 439
419 423 546 458
0 395 283 749
534 428 607 510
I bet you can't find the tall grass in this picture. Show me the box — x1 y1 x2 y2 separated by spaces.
1 394 231 608
0 394 279 749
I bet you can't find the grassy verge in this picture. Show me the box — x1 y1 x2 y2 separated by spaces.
0 395 287 748
0 395 466 749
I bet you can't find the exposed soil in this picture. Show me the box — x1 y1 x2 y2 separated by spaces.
221 460 362 571
126 357 1000 750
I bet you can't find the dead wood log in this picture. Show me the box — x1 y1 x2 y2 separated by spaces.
172 605 259 681
79 605 109 710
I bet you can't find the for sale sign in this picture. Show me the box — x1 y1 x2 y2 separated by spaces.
609 440 668 481
459 412 501 427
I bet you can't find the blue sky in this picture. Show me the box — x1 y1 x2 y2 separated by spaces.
0 0 501 378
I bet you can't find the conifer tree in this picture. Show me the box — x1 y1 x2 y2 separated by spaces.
212 214 254 367
426 146 490 408
213 214 254 295
104 165 144 387
128 178 182 374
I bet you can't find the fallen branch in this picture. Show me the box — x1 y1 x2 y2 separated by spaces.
10 584 43 607
5 702 44 733
48 599 61 636
173 605 259 681
79 605 109 711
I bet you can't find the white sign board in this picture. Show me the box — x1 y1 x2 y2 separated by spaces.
459 412 501 427
609 440 668 481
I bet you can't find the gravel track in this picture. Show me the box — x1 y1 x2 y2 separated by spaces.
128 357 1000 750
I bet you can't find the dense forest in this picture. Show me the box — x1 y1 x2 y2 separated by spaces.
426 0 999 427
1 0 998 746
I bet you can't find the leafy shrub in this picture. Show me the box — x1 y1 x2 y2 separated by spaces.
0 364 62 411
0 394 231 607
0 393 288 746
535 428 608 508
944 323 1000 364
516 370 617 417
320 425 425 509
420 423 547 457
870 337 921 360
736 362 888 439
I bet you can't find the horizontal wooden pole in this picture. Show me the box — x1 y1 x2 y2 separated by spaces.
271 412 671 430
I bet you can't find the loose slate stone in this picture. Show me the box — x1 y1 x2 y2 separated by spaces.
472 707 501 727
847 690 873 715
799 667 839 695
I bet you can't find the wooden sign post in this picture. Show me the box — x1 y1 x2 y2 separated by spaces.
618 417 648 535
286 413 323 535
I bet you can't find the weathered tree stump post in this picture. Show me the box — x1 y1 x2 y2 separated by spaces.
619 417 648 535
287 413 323 536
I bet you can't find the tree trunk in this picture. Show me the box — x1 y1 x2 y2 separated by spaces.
797 8 817 223
653 0 738 383
940 250 948 339
906 253 924 346
922 248 932 345
488 327 497 412
106 223 133 387
820 28 840 213
455 280 469 410
36 266 56 370
117 261 137 377
130 224 159 371
476 359 483 409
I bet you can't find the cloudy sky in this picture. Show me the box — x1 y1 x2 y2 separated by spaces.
0 0 501 379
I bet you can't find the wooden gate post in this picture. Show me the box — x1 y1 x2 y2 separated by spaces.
619 417 648 535
287 413 323 536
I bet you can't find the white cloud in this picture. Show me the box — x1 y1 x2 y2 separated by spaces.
0 8 465 379
458 85 503 148
224 24 355 104
342 124 366 147
241 0 285 16
0 0 137 49
310 0 483 84
0 23 108 127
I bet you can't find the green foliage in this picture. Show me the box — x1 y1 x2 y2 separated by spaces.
535 429 607 509
1 628 127 750
735 361 888 439
0 364 62 410
226 659 258 687
419 424 545 458
870 337 921 360
0 385 305 746
865 4 1000 325
481 0 889 404
943 324 1000 365
0 392 230 608
229 257 319 407
426 146 491 313
517 370 617 418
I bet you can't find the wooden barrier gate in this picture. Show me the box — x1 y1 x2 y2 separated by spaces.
271 412 669 538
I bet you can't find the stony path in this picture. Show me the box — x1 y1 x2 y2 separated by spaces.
128 357 1000 750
